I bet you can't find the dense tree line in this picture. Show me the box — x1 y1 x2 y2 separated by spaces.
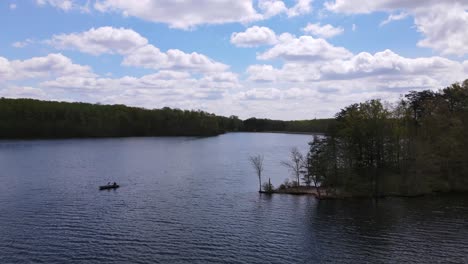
242 117 335 134
0 98 331 138
0 98 243 138
303 80 468 197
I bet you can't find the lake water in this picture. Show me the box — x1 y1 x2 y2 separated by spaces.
0 133 467 263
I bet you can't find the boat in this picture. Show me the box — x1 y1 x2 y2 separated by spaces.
99 184 120 190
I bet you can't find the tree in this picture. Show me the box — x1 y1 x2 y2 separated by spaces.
249 155 264 192
305 135 328 198
281 147 304 188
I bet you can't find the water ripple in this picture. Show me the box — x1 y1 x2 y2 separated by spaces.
0 135 467 263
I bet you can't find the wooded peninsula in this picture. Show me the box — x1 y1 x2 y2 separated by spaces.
260 80 468 198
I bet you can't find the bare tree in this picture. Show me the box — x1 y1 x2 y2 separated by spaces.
281 147 304 188
249 155 264 192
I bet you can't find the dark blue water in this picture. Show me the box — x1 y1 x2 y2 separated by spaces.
0 133 467 263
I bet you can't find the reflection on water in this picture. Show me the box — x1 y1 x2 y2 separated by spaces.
0 133 467 263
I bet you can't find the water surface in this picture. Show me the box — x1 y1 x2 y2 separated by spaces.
0 133 467 263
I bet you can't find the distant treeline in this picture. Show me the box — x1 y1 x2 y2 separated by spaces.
0 98 331 138
0 98 242 138
304 80 468 197
243 118 335 134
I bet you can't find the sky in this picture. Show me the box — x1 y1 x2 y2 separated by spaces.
1 0 468 120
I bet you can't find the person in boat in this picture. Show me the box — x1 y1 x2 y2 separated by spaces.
113 182 117 186
107 182 111 185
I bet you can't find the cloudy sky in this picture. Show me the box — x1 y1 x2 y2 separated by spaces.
1 0 467 119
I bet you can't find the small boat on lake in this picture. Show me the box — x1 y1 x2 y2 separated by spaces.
99 183 119 190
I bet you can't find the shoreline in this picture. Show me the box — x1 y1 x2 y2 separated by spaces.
234 131 324 135
260 187 468 200
0 131 325 141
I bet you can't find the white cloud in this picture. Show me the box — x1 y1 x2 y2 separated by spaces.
12 39 34 48
287 0 313 17
258 0 313 18
325 0 468 56
39 70 239 91
49 26 148 55
380 12 408 26
36 0 73 11
236 88 282 100
36 1 313 29
0 57 14 81
258 0 287 18
49 27 228 73
302 23 344 38
94 0 262 29
324 0 466 14
250 49 467 82
415 3 468 56
258 35 352 61
230 26 277 47
352 24 357 31
319 50 464 80
246 65 279 82
0 86 46 99
123 45 228 73
0 53 94 81
9 3 17 10
241 48 468 118
38 69 240 108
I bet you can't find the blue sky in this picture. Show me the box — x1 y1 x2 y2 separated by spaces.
1 0 467 119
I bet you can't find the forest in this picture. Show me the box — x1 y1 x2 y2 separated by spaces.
0 98 330 138
242 117 334 134
300 80 468 197
0 98 243 138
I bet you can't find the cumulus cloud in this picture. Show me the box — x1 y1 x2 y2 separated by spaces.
230 26 277 47
94 0 313 28
286 0 313 17
0 86 46 99
258 35 352 61
49 26 148 55
249 49 467 84
49 26 228 73
0 57 14 81
325 0 468 56
245 48 467 117
236 88 282 101
94 0 262 29
258 0 313 18
241 48 468 118
246 65 279 82
36 68 241 110
415 3 468 56
40 69 239 91
122 46 228 73
38 1 313 28
302 23 344 38
0 53 94 81
258 0 287 18
320 50 464 80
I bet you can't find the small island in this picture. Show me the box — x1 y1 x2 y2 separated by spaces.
252 80 468 199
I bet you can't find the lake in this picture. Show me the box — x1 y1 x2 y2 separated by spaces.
0 133 467 263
